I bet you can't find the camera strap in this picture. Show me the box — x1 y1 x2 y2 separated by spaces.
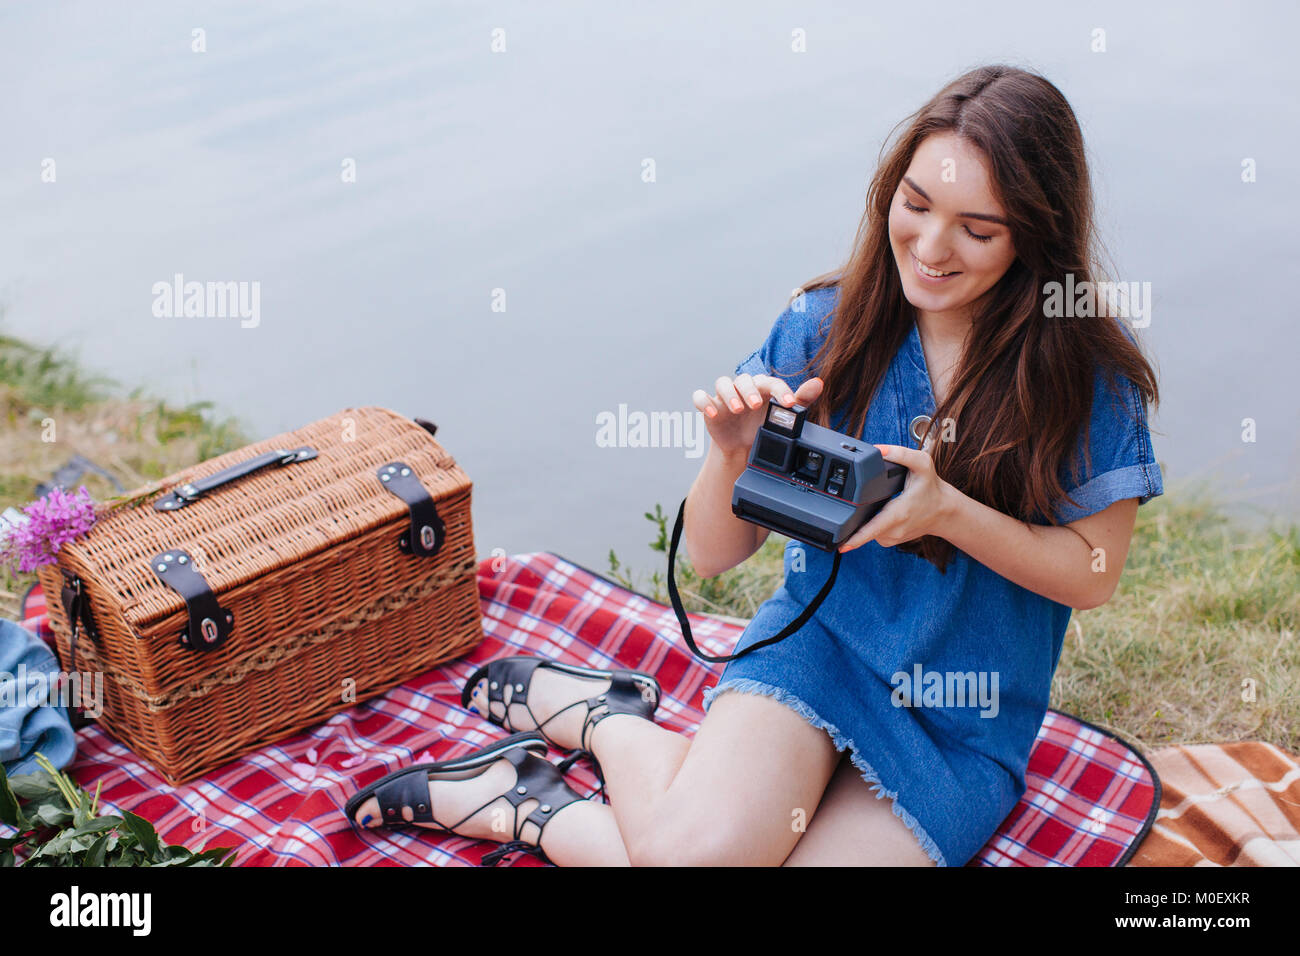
667 497 841 664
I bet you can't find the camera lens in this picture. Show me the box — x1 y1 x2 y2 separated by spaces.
796 449 824 482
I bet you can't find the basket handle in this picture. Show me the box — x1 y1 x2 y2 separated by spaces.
153 446 318 511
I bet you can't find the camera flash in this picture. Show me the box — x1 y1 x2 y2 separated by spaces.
768 406 797 430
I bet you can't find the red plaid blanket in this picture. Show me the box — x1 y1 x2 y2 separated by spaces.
18 553 1159 866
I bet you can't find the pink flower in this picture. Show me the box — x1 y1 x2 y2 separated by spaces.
0 486 98 574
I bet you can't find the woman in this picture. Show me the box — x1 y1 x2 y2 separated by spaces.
346 64 1162 867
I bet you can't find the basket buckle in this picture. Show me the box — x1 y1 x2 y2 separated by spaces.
149 549 234 652
377 461 445 558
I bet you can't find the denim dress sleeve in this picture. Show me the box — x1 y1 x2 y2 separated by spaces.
733 288 837 388
1051 363 1164 523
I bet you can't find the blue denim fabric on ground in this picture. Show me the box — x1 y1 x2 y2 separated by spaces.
0 618 77 776
703 285 1163 866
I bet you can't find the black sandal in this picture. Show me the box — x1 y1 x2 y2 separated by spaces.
344 731 589 866
460 656 661 798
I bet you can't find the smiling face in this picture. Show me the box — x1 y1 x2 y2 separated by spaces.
888 132 1018 321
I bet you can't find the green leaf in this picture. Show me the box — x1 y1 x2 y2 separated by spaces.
72 789 95 828
120 810 160 858
32 753 81 810
154 851 199 867
27 829 73 861
71 815 123 837
0 764 27 830
2 751 219 868
212 846 238 866
163 844 190 860
0 834 27 866
5 771 62 802
67 833 100 855
84 834 109 867
34 802 72 828
19 792 68 824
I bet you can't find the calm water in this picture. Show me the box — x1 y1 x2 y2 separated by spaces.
2 1 1297 579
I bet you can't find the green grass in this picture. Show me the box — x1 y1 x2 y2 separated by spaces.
0 333 113 411
608 485 1300 757
0 330 246 616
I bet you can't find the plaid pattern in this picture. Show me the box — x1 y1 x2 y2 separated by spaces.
1130 741 1300 866
974 710 1161 866
19 583 52 647
21 552 1158 866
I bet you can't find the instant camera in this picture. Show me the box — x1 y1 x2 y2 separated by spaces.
731 399 906 551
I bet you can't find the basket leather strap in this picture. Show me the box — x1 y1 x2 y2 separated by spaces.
153 447 317 512
57 574 100 728
149 550 234 652
378 462 445 558
59 573 97 676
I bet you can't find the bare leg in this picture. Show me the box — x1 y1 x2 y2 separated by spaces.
351 666 693 866
589 689 840 865
447 672 840 865
463 665 695 822
782 752 940 866
349 756 634 866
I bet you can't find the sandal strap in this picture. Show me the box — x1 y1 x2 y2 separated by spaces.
481 840 544 867
361 738 597 865
363 735 544 834
483 658 542 708
480 659 658 754
579 670 659 753
607 670 659 713
553 748 585 775
482 658 586 748
555 748 608 804
472 748 589 866
374 769 439 826
506 747 589 833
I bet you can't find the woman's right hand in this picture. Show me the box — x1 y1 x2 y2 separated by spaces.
692 373 825 459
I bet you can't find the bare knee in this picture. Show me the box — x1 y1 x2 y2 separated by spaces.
622 690 839 866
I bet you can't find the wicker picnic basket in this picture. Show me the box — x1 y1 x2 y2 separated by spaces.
35 406 483 784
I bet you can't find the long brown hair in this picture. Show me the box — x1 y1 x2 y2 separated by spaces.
795 64 1159 572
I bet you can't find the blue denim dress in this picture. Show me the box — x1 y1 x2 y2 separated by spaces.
701 286 1164 866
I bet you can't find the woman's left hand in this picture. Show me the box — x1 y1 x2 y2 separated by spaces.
837 443 952 552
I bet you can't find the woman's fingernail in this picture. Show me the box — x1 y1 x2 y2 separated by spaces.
784 394 794 403
730 401 743 412
705 406 716 417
